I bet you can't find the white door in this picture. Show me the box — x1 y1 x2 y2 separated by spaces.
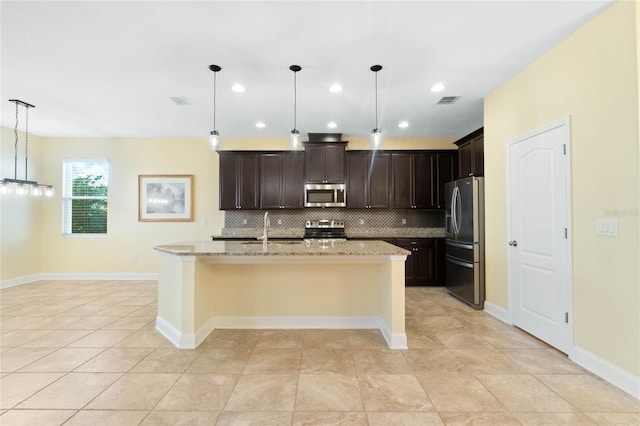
508 118 572 354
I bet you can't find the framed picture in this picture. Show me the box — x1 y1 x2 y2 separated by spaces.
138 174 194 222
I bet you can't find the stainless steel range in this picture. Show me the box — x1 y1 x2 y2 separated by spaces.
304 219 347 240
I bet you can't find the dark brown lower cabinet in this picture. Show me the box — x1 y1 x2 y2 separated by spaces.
394 238 445 286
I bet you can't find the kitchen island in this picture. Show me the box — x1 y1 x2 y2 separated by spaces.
154 239 409 350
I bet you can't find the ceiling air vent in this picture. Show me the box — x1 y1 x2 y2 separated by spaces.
436 96 459 105
170 96 191 106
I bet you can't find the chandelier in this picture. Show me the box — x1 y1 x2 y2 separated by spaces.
0 99 54 197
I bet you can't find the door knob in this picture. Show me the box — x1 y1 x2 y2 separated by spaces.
508 240 518 247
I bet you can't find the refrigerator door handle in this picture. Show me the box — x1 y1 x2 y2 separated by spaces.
450 187 456 234
451 186 459 234
454 186 462 234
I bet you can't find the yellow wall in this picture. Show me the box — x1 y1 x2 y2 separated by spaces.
0 134 455 280
0 127 45 281
37 137 222 275
485 0 639 376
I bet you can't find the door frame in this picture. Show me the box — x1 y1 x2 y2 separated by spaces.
505 116 574 355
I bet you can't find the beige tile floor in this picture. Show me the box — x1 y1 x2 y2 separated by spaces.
0 280 638 425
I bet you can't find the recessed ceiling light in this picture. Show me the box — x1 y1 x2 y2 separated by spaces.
398 121 409 128
327 121 337 128
430 83 446 93
231 83 246 93
255 121 266 128
329 84 343 93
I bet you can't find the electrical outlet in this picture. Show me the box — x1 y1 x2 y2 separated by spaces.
277 219 282 225
243 219 247 225
359 219 364 225
401 218 407 225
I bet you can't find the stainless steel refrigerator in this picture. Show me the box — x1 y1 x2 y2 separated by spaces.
444 176 485 309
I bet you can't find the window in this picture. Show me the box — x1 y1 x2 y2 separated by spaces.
62 159 109 235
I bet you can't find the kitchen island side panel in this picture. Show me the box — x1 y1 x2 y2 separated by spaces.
208 262 384 317
156 252 197 347
155 240 409 349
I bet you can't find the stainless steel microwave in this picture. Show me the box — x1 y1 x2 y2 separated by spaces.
304 183 346 208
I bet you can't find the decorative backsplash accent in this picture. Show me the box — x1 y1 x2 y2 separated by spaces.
225 209 444 229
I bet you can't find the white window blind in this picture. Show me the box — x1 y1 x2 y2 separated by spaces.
62 159 109 235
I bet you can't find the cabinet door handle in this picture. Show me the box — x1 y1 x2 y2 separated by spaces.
508 240 518 247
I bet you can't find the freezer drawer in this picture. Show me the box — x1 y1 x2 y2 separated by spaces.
445 254 484 310
445 240 477 263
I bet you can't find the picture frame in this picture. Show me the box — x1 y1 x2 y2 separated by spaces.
138 174 194 222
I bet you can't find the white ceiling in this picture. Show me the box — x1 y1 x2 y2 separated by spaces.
1 1 615 140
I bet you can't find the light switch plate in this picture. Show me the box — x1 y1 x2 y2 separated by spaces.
596 219 618 237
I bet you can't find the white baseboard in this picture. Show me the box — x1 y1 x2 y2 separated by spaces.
0 274 42 289
211 315 383 330
571 345 640 400
155 315 407 350
195 317 217 348
483 301 511 324
1 272 158 289
379 321 408 350
41 272 158 281
155 316 196 349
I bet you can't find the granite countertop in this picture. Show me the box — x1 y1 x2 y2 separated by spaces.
217 227 445 239
155 240 410 257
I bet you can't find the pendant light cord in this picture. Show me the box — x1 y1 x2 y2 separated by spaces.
13 102 18 180
25 106 29 180
293 70 297 130
375 70 378 129
213 70 217 130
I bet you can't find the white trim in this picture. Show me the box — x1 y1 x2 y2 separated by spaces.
506 116 573 353
0 274 42 289
1 273 158 289
195 316 217 348
212 315 383 330
483 301 510 324
40 272 158 281
379 321 408 350
571 346 640 400
155 316 196 349
157 315 407 350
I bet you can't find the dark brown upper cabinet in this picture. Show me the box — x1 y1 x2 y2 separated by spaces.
391 151 456 209
391 152 433 209
455 127 484 178
346 151 390 209
434 151 457 209
219 152 259 210
304 142 347 183
259 152 304 209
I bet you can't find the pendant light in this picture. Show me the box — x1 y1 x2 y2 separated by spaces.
370 65 383 148
208 64 221 150
0 99 54 197
289 65 302 149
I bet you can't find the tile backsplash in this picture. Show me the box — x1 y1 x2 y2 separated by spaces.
225 209 444 229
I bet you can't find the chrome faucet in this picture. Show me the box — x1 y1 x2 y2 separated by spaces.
260 211 270 249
